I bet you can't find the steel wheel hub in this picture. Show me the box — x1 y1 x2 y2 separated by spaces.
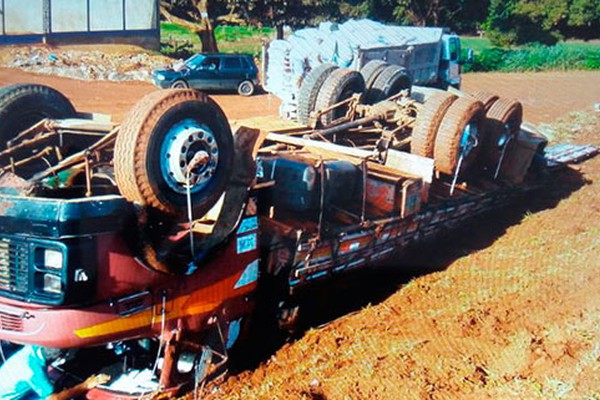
160 118 219 194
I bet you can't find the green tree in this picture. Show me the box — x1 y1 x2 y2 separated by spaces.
384 0 489 33
484 0 600 46
226 0 341 39
160 0 226 52
565 0 600 39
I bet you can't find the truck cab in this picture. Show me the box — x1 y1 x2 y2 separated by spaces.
440 34 463 89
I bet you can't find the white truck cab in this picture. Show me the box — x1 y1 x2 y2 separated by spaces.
441 34 463 88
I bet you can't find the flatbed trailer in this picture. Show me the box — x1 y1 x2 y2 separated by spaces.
0 83 596 399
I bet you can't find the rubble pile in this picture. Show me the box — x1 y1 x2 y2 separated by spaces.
2 47 172 82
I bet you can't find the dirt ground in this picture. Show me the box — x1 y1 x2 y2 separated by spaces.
0 68 282 123
1 68 600 124
1 67 599 399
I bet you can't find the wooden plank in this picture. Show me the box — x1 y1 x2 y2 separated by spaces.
385 149 434 183
265 133 374 159
50 118 115 132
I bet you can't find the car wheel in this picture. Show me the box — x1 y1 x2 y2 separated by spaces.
170 80 189 89
237 80 255 96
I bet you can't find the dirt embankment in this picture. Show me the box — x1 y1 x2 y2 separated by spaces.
205 115 600 399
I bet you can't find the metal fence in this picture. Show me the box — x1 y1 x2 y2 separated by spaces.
0 0 159 46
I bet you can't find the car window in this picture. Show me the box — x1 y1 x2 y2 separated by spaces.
222 57 242 70
241 56 253 70
185 54 205 69
199 57 220 70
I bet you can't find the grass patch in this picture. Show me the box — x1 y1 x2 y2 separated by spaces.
462 37 600 72
160 23 274 58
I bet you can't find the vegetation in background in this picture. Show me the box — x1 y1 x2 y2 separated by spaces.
462 37 600 72
161 23 274 57
483 0 600 46
160 0 600 72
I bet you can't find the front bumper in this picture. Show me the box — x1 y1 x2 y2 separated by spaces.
151 76 172 89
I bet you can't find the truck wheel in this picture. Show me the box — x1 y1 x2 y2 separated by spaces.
471 91 499 112
433 97 485 175
366 65 412 104
314 69 365 127
297 63 338 125
411 91 457 158
114 89 233 217
171 80 189 89
237 80 255 96
360 60 388 91
483 98 523 165
0 83 75 148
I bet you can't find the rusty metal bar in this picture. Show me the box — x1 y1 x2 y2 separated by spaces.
305 115 381 140
7 119 50 148
0 147 53 174
30 128 118 181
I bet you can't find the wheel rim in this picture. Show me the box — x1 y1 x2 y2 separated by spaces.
240 82 252 95
497 123 512 148
159 118 219 194
173 81 186 89
459 121 479 157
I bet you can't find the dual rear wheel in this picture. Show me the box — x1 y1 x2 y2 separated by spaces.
410 90 523 176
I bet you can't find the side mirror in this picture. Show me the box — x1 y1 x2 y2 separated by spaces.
465 48 474 64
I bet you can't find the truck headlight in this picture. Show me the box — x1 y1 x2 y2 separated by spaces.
43 273 62 294
44 249 64 270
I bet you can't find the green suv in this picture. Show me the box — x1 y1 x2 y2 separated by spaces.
152 53 260 96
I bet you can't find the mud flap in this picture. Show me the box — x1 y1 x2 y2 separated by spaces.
192 126 261 253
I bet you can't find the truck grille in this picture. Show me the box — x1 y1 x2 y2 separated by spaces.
0 238 29 295
0 310 23 332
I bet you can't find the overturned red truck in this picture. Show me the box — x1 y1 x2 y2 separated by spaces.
0 76 595 398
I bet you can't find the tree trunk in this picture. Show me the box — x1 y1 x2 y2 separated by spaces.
160 1 219 53
276 24 284 40
194 0 219 53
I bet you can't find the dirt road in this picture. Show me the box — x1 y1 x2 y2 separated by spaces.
462 71 600 124
1 68 599 124
0 68 282 123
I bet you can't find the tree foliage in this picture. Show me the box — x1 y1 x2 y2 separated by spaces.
484 0 600 46
161 0 600 50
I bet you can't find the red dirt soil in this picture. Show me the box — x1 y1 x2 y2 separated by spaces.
1 68 599 399
1 68 599 124
0 68 282 123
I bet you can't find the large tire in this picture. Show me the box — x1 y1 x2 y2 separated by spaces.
411 92 458 158
471 91 499 112
433 97 485 175
314 69 365 127
366 65 412 104
297 63 338 125
114 89 233 217
360 60 388 91
483 98 523 166
0 83 75 149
